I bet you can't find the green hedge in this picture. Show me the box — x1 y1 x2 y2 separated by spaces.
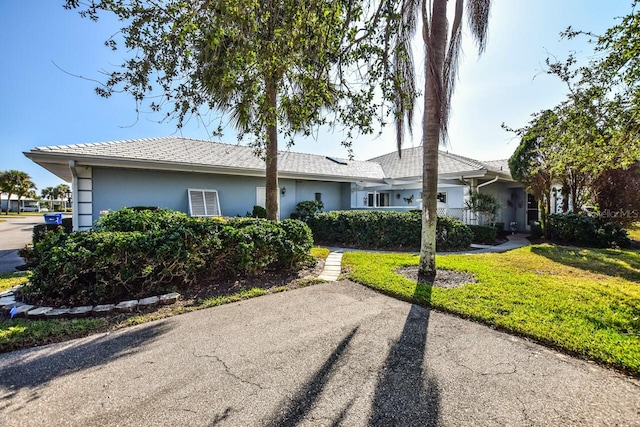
22 210 314 306
548 213 630 248
307 210 472 251
32 217 73 244
468 224 497 245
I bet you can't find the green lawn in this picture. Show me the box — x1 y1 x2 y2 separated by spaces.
628 223 640 241
343 244 640 376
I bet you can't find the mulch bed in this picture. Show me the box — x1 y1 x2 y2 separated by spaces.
396 266 475 288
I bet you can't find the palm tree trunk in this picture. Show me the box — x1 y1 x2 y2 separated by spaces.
418 0 448 283
265 76 279 221
4 193 12 215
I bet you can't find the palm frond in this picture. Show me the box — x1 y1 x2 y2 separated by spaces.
467 0 491 53
440 0 464 142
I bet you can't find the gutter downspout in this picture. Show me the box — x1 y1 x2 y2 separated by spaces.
69 160 78 231
476 176 499 192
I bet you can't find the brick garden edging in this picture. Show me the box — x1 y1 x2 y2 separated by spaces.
0 286 181 319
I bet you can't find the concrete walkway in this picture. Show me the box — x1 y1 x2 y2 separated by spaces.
319 234 530 281
1 280 638 426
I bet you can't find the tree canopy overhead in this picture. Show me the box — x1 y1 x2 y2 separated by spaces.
64 0 398 220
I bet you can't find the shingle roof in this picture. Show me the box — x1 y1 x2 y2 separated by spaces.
481 159 511 174
369 146 512 179
28 137 386 181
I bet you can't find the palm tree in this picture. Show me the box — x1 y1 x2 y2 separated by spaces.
41 187 54 210
56 184 71 210
391 0 491 282
0 170 34 215
51 186 62 211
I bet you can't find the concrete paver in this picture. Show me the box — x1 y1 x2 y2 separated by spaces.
0 281 638 426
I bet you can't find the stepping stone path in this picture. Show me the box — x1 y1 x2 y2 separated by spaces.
0 285 182 319
318 251 343 281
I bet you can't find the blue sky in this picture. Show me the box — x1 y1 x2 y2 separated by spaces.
0 1 633 191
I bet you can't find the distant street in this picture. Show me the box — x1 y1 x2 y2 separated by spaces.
0 215 43 274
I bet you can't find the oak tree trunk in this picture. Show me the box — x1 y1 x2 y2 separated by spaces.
265 77 279 221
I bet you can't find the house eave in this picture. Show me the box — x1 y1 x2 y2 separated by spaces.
24 151 386 184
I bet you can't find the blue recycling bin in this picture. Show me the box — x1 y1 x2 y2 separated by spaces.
43 213 63 225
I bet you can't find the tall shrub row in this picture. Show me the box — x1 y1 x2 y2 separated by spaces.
22 209 314 306
547 213 630 248
307 210 472 251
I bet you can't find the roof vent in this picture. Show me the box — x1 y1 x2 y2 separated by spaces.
326 156 348 165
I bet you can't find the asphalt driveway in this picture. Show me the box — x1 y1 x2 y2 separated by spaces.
0 281 638 426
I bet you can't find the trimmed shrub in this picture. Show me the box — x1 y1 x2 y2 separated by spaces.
530 221 544 240
436 215 474 251
22 209 314 306
468 225 498 245
247 205 267 218
468 225 497 245
94 207 188 232
32 217 73 244
294 200 324 221
548 213 630 248
307 210 472 251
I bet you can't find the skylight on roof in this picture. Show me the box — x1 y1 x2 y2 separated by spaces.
326 156 348 165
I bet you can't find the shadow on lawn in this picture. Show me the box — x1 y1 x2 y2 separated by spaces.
531 245 640 282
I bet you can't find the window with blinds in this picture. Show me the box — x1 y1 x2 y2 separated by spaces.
188 189 221 217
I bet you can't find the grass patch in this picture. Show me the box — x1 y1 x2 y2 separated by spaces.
199 287 268 307
0 272 29 292
310 246 331 259
0 318 109 352
343 244 640 376
628 223 640 241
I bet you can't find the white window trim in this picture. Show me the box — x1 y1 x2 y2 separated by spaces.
188 188 221 217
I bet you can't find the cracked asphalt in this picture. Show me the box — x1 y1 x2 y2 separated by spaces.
1 281 639 426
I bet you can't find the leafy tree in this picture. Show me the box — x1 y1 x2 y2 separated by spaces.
63 0 380 221
388 0 492 282
592 163 640 226
507 110 557 235
0 170 35 215
542 2 640 201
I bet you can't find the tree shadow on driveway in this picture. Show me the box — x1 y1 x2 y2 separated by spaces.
264 327 359 427
369 281 441 426
0 321 171 396
264 279 440 426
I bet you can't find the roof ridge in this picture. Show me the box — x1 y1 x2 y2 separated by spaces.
440 151 487 169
